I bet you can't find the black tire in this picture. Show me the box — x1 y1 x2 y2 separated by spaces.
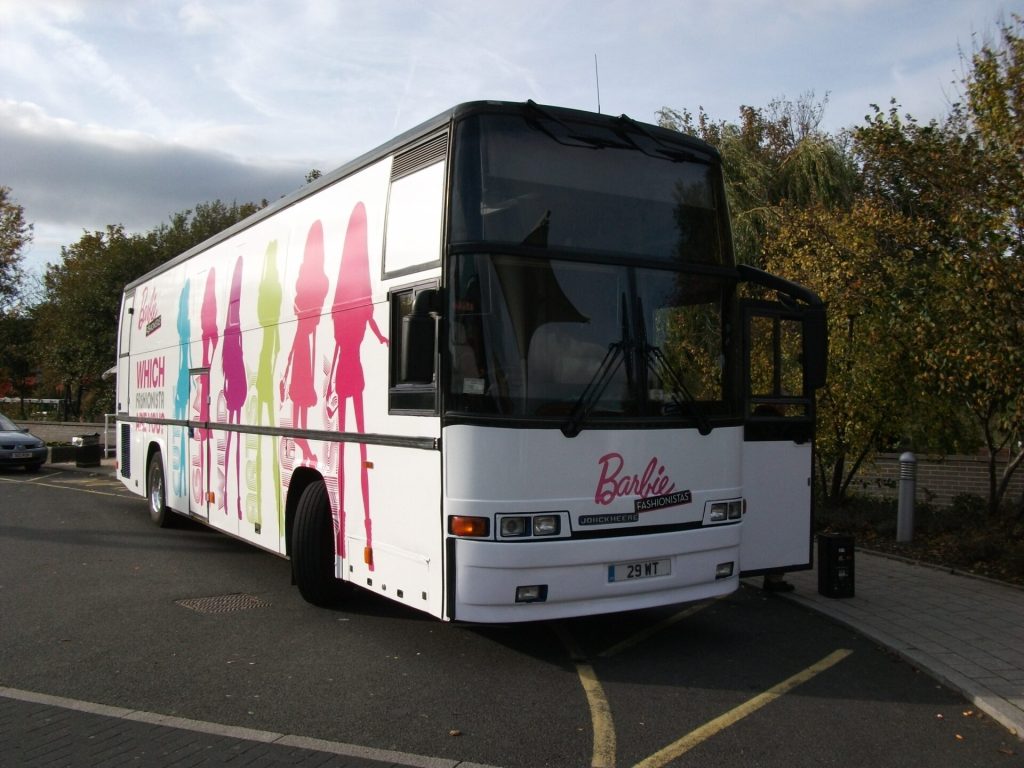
147 452 175 528
292 480 346 607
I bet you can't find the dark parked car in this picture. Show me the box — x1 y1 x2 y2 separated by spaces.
0 414 48 472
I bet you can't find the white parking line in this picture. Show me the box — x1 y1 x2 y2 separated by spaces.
0 686 501 768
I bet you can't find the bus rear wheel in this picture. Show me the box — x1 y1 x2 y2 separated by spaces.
147 452 175 528
292 480 346 607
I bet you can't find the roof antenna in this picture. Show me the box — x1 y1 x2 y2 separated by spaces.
594 54 602 114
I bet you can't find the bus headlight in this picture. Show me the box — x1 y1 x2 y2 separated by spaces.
500 516 530 537
497 512 567 539
706 498 744 525
533 515 560 536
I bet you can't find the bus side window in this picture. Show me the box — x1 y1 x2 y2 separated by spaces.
747 312 808 420
389 284 439 414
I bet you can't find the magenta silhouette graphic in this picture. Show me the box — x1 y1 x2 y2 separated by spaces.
281 221 329 467
200 269 219 419
191 268 218 508
325 203 388 568
221 256 247 519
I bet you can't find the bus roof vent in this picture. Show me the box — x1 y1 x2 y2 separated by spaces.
391 133 447 181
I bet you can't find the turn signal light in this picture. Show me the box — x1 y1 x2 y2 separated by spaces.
449 515 490 537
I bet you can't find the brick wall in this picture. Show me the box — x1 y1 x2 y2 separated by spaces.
853 452 1024 509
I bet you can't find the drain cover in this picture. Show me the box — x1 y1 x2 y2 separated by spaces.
175 593 270 614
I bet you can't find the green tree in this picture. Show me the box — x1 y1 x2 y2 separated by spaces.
659 96 924 504
0 310 38 415
33 200 264 419
0 186 33 311
760 200 959 502
854 16 1024 515
34 225 149 418
658 93 858 265
149 200 266 265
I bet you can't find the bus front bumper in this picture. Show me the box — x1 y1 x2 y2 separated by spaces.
448 524 740 622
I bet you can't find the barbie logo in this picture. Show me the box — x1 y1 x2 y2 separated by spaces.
137 286 161 334
594 452 678 507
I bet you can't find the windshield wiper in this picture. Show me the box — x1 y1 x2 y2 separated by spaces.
561 341 625 438
644 344 713 436
562 294 631 438
525 100 634 151
635 297 713 436
615 113 711 164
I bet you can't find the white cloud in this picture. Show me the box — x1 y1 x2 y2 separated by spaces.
1 0 1018 271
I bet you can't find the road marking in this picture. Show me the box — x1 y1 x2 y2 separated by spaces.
632 648 854 768
0 685 499 768
578 662 617 768
0 475 129 498
555 624 617 768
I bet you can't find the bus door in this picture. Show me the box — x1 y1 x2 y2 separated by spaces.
739 301 815 575
188 369 211 520
116 291 135 478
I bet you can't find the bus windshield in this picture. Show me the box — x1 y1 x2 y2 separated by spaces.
447 255 737 427
447 109 738 427
450 111 731 264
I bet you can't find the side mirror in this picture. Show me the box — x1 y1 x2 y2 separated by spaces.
803 306 827 391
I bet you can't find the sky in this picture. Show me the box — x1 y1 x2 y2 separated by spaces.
1 0 1019 276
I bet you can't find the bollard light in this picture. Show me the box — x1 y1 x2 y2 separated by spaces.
897 452 917 543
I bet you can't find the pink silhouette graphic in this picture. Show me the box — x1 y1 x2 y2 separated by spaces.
200 269 219 416
190 269 218 508
221 256 247 519
280 221 329 468
325 203 388 569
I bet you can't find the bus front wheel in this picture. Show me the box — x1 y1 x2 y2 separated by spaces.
292 480 345 607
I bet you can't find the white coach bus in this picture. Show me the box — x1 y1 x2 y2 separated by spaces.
116 100 826 622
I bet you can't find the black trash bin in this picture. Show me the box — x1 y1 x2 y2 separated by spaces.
72 433 102 468
817 533 855 598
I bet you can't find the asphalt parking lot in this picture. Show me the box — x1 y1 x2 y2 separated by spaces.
1 465 1020 767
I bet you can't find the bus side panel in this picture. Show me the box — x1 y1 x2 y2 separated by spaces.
117 145 447 616
739 440 813 574
117 269 180 499
342 441 443 618
191 160 395 553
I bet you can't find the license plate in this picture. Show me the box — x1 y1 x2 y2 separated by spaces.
608 558 671 582
11 451 32 459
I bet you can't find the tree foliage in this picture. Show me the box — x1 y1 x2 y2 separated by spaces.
854 16 1024 515
760 200 957 501
0 186 32 312
0 310 37 415
660 18 1024 514
660 95 894 503
658 93 858 265
32 200 264 419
